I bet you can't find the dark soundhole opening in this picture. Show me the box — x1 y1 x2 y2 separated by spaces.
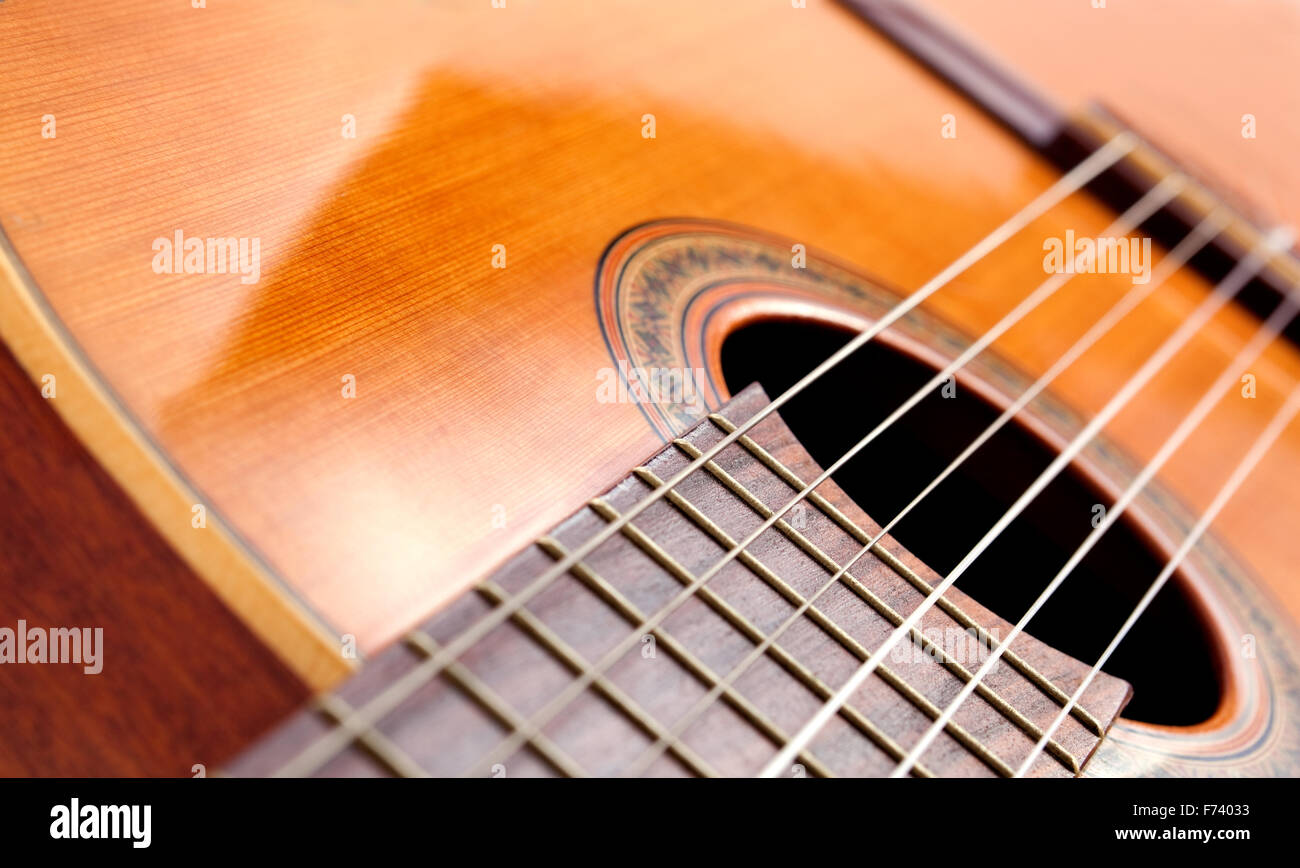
721 318 1221 725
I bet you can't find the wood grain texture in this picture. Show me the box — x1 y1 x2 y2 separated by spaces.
0 0 1298 714
0 340 309 776
227 386 1131 778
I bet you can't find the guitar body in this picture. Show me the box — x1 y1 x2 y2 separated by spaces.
2 0 1298 776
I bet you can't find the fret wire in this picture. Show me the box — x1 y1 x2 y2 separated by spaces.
710 413 1107 736
403 631 589 778
627 467 1018 777
309 694 429 778
269 141 1135 778
659 441 1080 772
472 579 721 777
535 537 842 779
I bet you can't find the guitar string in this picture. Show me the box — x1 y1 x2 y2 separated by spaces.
451 175 1182 777
887 278 1300 777
269 133 1135 777
760 226 1294 777
619 203 1225 777
1012 382 1300 776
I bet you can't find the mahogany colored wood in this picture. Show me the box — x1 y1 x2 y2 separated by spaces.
0 341 309 776
228 386 1131 777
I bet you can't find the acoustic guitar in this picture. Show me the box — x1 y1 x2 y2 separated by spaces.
2 0 1298 780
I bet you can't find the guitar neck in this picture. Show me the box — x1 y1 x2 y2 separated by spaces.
228 384 1130 778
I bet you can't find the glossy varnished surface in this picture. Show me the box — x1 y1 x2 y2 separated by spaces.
2 0 1299 685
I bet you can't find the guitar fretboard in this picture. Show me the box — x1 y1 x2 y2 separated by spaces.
227 384 1130 777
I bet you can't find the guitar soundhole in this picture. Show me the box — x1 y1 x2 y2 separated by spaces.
721 319 1221 725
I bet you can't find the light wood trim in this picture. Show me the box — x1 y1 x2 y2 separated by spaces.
0 235 353 691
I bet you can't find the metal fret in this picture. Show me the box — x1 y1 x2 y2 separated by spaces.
310 694 429 778
472 579 720 777
709 412 1106 737
403 631 589 778
270 585 571 776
